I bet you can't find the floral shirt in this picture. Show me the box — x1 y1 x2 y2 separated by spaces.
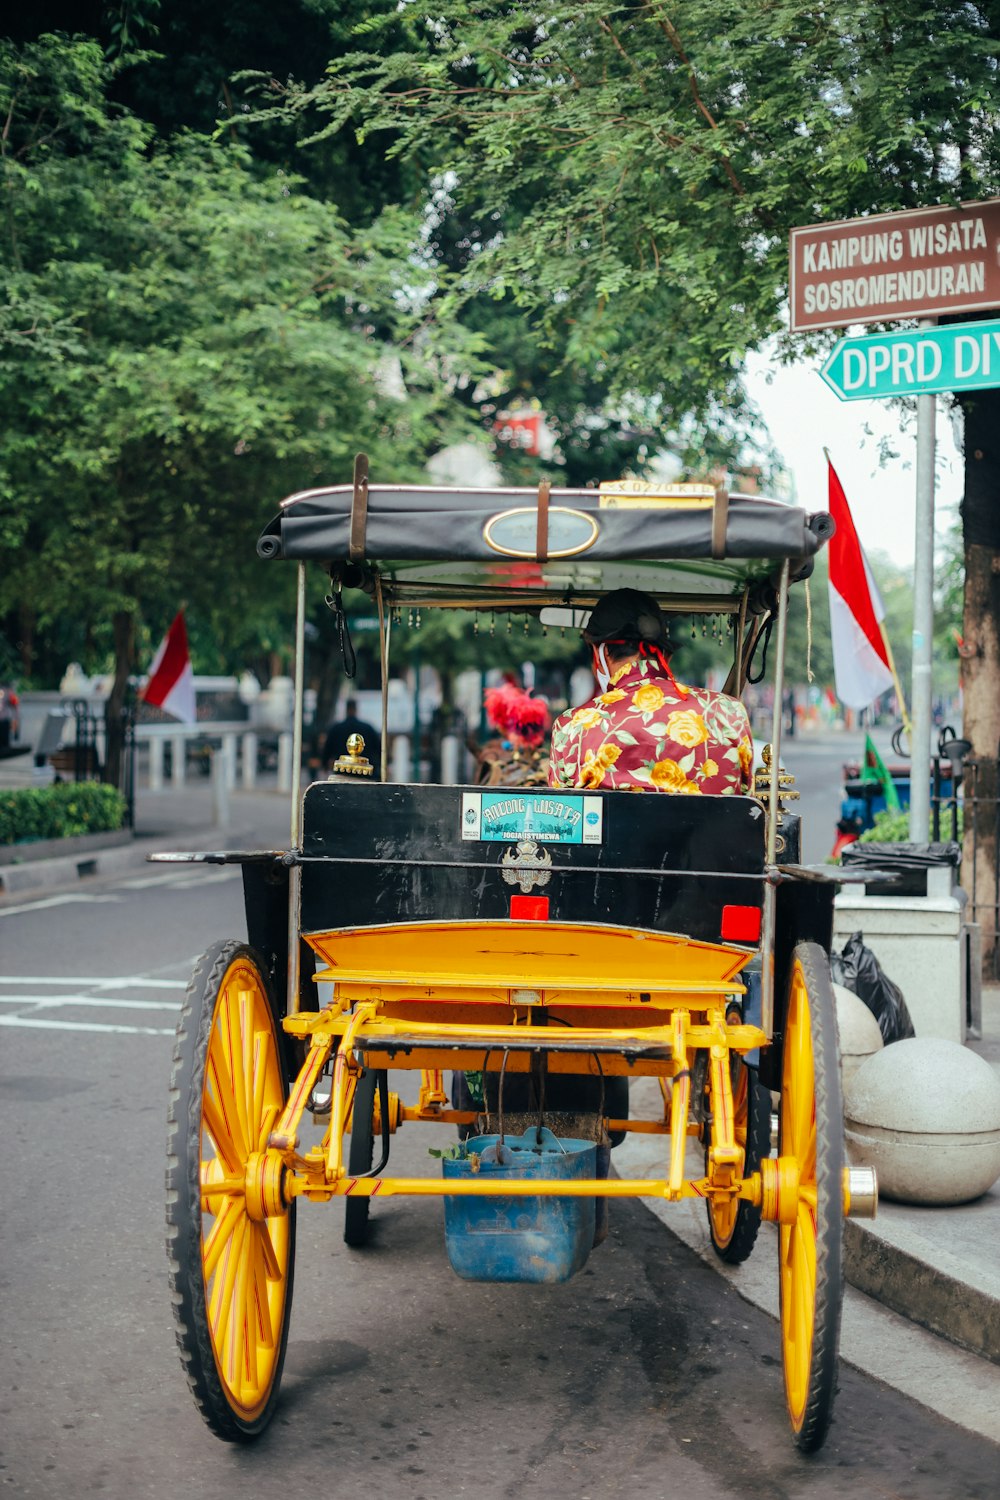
548 656 754 795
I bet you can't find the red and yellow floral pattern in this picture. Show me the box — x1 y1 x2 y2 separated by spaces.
548 657 754 795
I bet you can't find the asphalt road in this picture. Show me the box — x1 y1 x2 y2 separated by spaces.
2 832 998 1498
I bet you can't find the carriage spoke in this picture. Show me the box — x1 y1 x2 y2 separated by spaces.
202 1084 244 1174
252 1229 276 1349
221 986 251 1153
203 1196 242 1283
211 1213 246 1344
251 1032 268 1144
239 991 257 1137
258 1217 282 1282
233 1225 252 1400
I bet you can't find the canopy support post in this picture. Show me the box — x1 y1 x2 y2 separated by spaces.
287 561 307 1018
375 571 391 782
722 586 751 697
760 560 790 1039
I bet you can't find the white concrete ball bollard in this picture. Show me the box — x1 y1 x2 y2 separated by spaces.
844 1037 1000 1205
833 982 884 1093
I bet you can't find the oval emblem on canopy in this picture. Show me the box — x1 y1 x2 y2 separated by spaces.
483 506 599 559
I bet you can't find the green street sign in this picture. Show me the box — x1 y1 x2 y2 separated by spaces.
820 318 1000 400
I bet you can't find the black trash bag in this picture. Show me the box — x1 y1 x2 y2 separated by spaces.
830 930 916 1045
841 840 960 897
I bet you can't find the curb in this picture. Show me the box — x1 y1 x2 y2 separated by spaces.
844 1217 1000 1366
0 826 234 899
0 828 133 870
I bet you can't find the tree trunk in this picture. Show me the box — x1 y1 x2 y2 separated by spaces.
104 609 135 793
958 386 1000 978
17 605 35 678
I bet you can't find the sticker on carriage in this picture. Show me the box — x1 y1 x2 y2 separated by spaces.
461 791 603 844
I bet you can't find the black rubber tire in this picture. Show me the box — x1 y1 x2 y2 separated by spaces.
343 1067 378 1248
166 939 296 1443
779 941 844 1454
706 1059 771 1264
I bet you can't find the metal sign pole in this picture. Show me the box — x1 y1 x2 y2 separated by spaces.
910 321 937 842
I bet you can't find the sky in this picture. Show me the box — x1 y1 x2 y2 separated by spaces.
744 341 964 571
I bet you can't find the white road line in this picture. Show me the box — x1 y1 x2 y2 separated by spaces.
0 1016 174 1036
0 976 186 990
0 893 123 917
0 865 237 915
0 995 180 1011
118 869 239 889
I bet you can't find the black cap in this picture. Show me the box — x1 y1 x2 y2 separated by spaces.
582 588 668 647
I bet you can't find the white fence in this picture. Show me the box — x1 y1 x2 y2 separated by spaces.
17 694 469 796
136 723 296 793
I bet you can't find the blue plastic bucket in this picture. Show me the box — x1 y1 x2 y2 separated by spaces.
442 1127 597 1283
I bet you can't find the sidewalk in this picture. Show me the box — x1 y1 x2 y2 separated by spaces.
2 778 999 1435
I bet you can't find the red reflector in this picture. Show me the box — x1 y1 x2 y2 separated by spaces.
510 895 550 921
721 904 761 943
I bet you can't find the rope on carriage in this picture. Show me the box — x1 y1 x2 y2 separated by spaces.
805 577 815 683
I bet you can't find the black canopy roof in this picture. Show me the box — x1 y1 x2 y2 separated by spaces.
257 474 833 610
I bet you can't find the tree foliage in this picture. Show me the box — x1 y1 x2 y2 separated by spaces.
275 3 1000 414
0 33 475 700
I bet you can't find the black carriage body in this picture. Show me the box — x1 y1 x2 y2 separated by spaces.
297 780 766 947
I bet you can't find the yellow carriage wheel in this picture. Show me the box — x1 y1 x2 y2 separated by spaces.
706 1053 771 1263
779 942 844 1453
166 940 295 1442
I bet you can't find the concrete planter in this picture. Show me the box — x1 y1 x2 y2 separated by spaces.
845 1037 1000 1205
833 981 884 1092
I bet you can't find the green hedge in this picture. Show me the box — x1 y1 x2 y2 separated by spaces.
0 782 127 846
857 806 964 843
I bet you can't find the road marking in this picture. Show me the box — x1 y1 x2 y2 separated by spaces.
0 971 194 1035
0 976 185 990
0 1016 174 1037
0 893 123 917
0 995 180 1011
0 865 237 914
118 869 239 890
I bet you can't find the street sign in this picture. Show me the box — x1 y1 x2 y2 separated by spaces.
789 199 1000 332
820 318 1000 401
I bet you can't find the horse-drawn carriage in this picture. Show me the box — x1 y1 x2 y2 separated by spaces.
158 464 875 1452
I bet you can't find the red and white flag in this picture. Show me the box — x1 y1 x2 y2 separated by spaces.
141 611 197 724
826 458 894 709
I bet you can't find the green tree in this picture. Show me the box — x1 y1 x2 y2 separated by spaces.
0 34 475 777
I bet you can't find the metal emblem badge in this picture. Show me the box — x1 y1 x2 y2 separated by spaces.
483 506 599 558
500 839 553 893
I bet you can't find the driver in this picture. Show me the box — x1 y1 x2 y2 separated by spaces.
548 588 754 794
